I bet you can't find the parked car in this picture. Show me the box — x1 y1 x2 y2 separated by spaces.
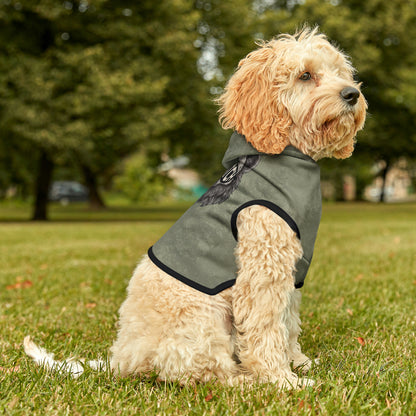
49 181 89 205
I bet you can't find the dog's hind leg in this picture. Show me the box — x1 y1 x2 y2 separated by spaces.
151 301 240 384
110 258 241 384
148 284 243 384
232 205 314 388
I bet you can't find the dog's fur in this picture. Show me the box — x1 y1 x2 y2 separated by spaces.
25 28 367 388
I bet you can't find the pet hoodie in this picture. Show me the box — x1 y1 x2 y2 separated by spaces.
148 132 322 295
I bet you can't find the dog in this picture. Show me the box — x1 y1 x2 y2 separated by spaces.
25 27 366 389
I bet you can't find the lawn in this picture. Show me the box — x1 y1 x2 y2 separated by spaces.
1 202 415 415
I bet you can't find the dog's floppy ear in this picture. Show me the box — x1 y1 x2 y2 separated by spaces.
217 44 291 154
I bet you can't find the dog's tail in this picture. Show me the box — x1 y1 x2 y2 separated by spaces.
23 336 106 378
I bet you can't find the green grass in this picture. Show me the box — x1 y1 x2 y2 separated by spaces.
0 199 193 222
1 202 416 415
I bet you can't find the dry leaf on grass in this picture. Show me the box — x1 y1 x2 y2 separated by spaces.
204 390 213 402
6 280 33 290
85 303 97 309
0 365 20 374
355 337 366 346
337 297 345 308
298 399 312 411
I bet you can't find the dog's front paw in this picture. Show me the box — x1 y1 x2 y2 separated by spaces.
298 377 315 388
279 374 315 390
293 355 319 373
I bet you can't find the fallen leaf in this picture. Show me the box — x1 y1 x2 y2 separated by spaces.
0 365 20 374
204 390 213 402
346 308 353 316
85 303 96 309
355 337 365 346
297 399 312 411
6 280 33 290
337 297 345 308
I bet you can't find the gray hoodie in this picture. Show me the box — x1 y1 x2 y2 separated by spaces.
148 132 322 295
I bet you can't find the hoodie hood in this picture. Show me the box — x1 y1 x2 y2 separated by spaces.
222 132 315 169
222 132 262 169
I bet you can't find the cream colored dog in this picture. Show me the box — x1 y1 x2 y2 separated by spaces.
25 28 366 388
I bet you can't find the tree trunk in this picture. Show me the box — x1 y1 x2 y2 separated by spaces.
379 160 390 203
80 163 106 209
32 150 54 221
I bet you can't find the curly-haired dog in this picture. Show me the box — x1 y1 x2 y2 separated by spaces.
25 28 366 388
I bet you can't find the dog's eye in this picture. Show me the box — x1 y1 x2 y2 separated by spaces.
299 72 312 81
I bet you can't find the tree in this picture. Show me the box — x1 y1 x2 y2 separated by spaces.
0 1 196 219
114 153 171 203
0 0 259 217
158 0 256 184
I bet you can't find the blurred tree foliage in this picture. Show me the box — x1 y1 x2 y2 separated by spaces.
178 0 254 183
0 0 253 218
114 153 171 203
0 1 193 217
1 0 416 215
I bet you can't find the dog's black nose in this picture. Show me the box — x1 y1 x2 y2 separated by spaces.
340 87 360 106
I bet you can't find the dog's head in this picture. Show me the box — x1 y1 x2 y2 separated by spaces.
218 27 367 160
